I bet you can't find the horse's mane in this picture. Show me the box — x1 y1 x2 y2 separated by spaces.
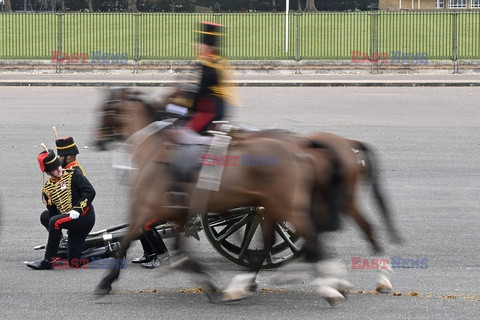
124 96 159 121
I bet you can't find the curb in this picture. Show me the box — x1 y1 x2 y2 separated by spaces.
1 80 480 87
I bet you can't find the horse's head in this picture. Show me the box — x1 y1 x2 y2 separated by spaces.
93 87 181 151
93 88 139 150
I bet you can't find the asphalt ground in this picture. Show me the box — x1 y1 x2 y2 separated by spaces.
0 72 480 87
0 85 479 319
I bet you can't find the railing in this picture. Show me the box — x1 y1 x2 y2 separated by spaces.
0 11 479 72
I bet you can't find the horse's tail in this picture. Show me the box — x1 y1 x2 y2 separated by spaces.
307 140 345 232
354 141 403 244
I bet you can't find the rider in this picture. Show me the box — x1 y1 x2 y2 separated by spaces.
132 22 237 266
176 21 238 143
26 148 96 270
132 22 238 266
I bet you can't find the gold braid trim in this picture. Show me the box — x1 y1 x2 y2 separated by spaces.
76 161 87 176
57 143 76 150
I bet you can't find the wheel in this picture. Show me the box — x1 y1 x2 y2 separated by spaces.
201 207 305 269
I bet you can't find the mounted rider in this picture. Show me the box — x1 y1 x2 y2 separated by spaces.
175 21 238 143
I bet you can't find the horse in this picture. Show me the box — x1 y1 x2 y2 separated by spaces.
92 89 348 305
238 129 403 292
96 87 403 293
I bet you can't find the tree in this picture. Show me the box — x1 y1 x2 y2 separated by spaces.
304 0 318 12
3 0 12 12
48 0 56 10
87 0 93 11
128 0 138 12
296 0 302 12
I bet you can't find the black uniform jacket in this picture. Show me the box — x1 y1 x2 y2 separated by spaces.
42 168 96 216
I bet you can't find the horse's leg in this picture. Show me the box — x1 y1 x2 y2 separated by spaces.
271 179 346 306
169 216 221 303
94 219 142 296
355 141 402 244
345 193 396 293
347 199 383 255
222 214 277 301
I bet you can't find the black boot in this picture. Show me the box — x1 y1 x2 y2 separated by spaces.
131 253 157 264
25 259 53 270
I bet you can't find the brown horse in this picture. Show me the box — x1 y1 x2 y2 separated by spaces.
238 129 402 292
92 89 347 304
96 88 402 293
303 133 402 292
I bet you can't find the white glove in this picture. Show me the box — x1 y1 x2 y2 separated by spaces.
68 210 80 220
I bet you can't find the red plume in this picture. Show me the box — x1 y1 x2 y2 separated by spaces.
37 152 49 172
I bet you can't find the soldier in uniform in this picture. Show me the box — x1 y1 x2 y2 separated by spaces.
56 136 86 175
39 136 86 231
175 21 237 143
133 22 238 266
26 148 96 270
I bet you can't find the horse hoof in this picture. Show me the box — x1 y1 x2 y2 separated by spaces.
222 289 251 302
220 282 257 301
222 273 256 302
94 280 112 296
376 278 392 293
317 285 345 307
339 289 349 298
376 284 392 293
336 279 353 291
326 296 344 307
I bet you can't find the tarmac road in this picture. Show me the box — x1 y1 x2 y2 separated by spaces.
0 85 479 319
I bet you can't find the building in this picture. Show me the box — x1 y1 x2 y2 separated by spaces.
379 0 480 10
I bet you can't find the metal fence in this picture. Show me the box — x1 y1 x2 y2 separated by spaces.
0 11 479 66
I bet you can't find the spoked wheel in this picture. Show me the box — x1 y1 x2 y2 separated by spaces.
201 206 305 270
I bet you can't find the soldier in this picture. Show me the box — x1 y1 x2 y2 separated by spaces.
176 21 238 143
40 136 85 231
26 148 96 270
56 136 86 175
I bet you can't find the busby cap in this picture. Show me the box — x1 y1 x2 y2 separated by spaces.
38 149 61 173
56 136 79 156
197 21 223 47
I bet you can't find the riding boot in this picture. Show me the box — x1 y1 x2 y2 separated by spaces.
131 236 157 264
139 228 170 269
143 227 168 255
